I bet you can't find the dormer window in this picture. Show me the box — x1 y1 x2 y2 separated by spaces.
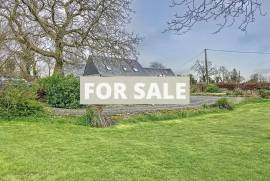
105 65 112 71
133 67 139 72
123 67 127 71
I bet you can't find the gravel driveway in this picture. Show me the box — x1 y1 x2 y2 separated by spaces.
51 96 243 116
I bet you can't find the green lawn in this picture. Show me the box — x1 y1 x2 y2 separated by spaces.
0 101 270 181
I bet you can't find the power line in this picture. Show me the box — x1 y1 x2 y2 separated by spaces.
207 49 270 55
181 50 204 67
180 48 270 76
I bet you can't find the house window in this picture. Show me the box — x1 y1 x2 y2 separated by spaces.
133 67 139 72
105 65 112 71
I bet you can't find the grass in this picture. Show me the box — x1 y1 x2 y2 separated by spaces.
192 92 227 96
117 106 226 124
0 101 270 180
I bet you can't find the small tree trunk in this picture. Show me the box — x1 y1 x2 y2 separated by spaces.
53 39 65 76
32 61 38 78
53 60 64 76
48 65 51 76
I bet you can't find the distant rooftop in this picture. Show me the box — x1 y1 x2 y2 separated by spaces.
83 56 175 77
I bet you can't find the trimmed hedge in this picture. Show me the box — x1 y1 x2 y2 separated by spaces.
218 82 270 90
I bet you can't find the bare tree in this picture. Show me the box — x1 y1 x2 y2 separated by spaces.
0 23 17 77
0 37 38 80
149 62 166 69
0 11 42 79
167 0 265 34
219 66 230 82
0 28 5 49
43 58 55 77
0 23 7 74
230 68 239 82
192 60 217 82
250 73 267 82
0 0 140 75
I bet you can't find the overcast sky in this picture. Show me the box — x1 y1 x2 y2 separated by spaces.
128 0 270 79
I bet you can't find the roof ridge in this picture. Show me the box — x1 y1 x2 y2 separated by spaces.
89 55 137 62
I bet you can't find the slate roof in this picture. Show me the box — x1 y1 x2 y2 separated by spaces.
64 64 86 76
83 56 175 77
143 68 175 77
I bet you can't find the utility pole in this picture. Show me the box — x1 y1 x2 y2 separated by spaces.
238 71 241 89
204 49 209 85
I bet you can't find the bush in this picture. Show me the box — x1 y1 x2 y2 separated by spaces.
84 106 114 128
0 82 44 119
259 89 270 99
35 75 81 109
218 82 270 91
191 85 197 93
206 84 220 93
85 107 99 127
215 98 234 110
34 75 63 100
232 88 244 96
